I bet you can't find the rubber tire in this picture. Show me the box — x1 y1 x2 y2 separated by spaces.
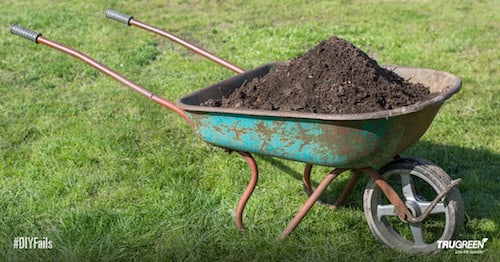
363 158 464 254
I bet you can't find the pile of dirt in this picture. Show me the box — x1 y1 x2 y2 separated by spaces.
202 35 431 114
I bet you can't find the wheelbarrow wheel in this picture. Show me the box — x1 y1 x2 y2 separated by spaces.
363 158 464 254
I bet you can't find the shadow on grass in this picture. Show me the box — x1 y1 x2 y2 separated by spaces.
258 141 499 240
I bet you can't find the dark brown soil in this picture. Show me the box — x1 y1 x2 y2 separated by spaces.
202 35 432 114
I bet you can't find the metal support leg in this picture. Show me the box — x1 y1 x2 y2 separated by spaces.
303 164 314 196
303 165 361 209
281 168 347 239
359 167 412 221
234 151 259 231
332 170 362 209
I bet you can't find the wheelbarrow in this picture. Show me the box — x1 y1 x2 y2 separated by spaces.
11 8 464 254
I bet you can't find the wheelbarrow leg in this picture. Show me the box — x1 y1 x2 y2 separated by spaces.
302 164 314 196
332 170 362 209
234 151 259 231
281 168 347 239
303 165 361 209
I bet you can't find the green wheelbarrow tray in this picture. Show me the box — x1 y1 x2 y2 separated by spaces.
178 62 462 168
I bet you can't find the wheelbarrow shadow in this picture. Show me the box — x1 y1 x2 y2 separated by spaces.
260 141 500 239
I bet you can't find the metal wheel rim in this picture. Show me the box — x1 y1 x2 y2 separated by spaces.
365 167 453 253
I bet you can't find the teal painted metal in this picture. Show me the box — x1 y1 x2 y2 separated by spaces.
187 105 439 168
178 63 462 168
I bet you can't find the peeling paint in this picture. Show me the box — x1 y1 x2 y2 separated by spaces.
187 106 440 168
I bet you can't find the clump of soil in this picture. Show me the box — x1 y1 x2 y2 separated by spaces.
202 35 431 114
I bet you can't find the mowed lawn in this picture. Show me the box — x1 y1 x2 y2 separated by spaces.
1 0 498 261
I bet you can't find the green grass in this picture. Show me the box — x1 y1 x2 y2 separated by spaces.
1 0 499 261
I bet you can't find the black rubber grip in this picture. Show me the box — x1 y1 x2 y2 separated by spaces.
105 8 133 25
11 24 42 43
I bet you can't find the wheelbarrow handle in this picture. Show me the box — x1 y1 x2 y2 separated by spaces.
10 24 191 124
105 8 245 74
105 8 133 25
11 24 42 43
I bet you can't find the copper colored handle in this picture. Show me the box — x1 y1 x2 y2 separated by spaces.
11 26 191 124
105 9 246 74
